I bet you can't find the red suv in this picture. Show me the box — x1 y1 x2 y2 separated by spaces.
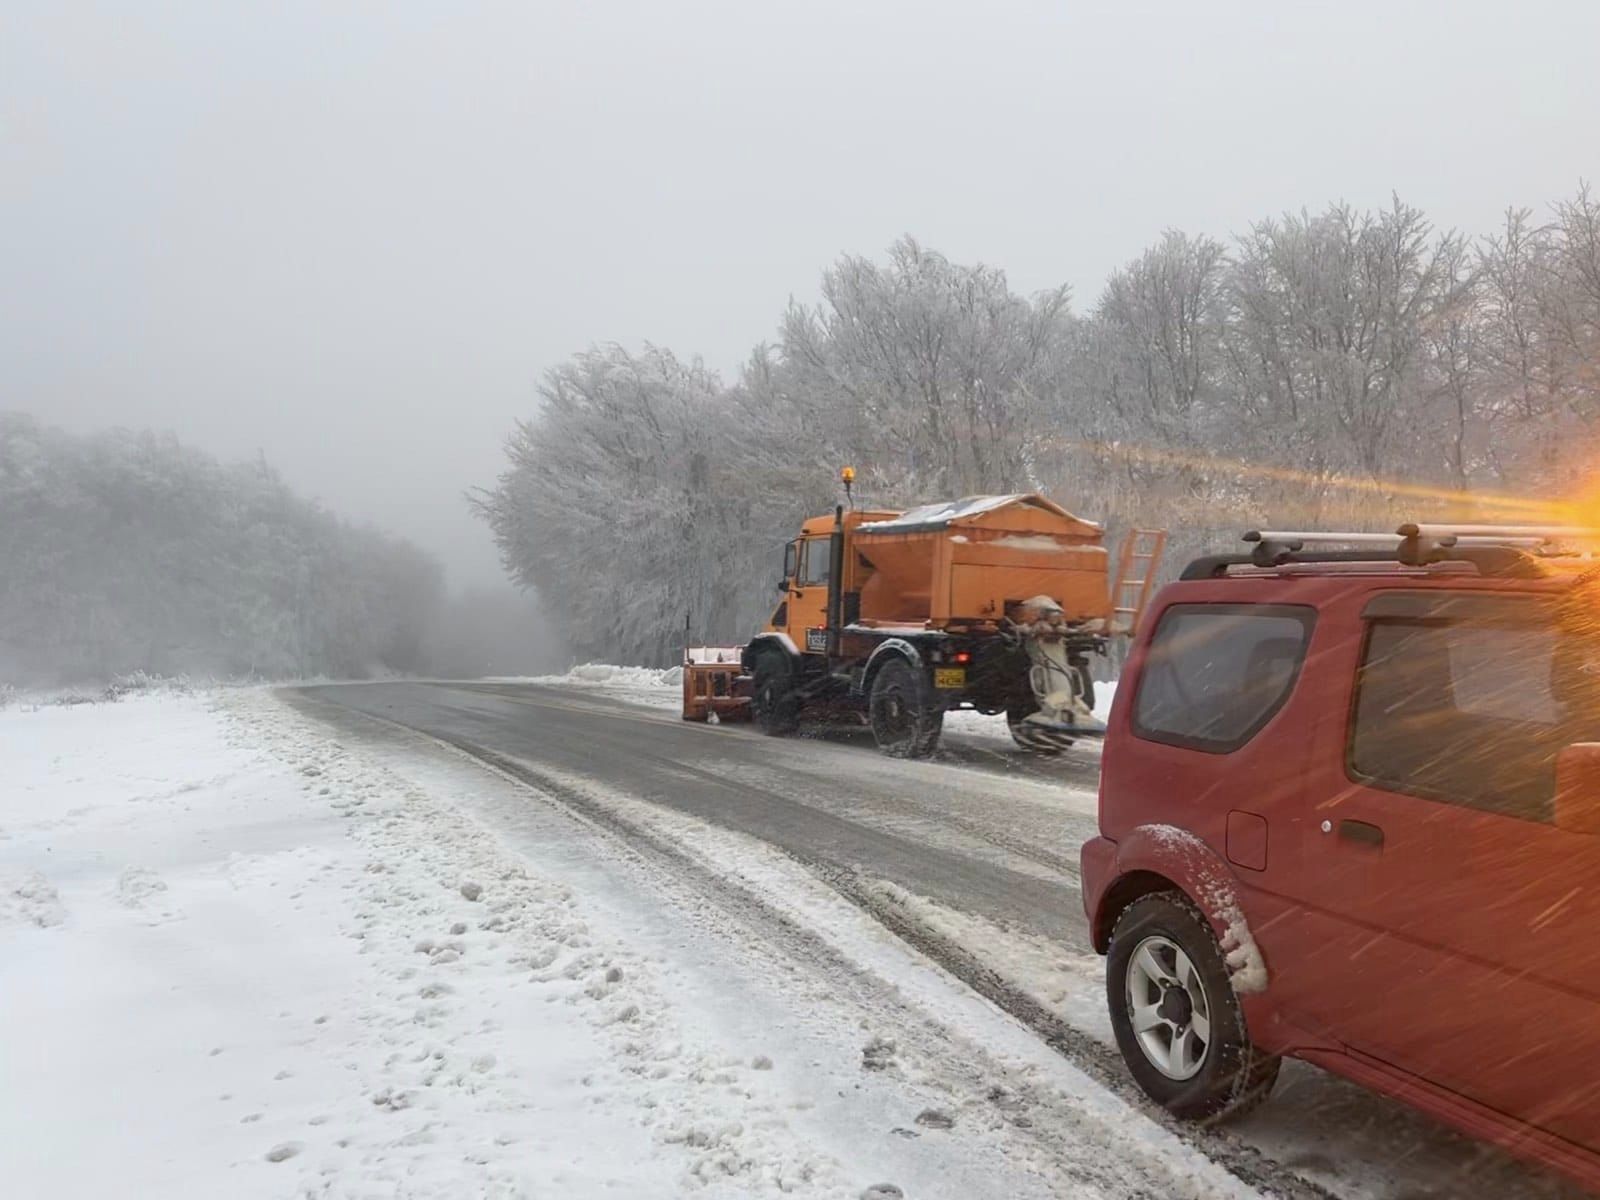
1080 525 1600 1192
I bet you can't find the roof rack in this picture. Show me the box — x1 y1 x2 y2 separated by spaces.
1180 523 1600 581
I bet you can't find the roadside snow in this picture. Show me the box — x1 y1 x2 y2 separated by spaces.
15 680 1557 1199
0 691 690 1197
502 663 682 704
0 686 1206 1200
411 754 1261 1200
864 880 1114 1038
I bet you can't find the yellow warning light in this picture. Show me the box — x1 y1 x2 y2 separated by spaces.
840 466 856 483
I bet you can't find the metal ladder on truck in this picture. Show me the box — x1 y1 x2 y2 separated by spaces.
1110 529 1168 636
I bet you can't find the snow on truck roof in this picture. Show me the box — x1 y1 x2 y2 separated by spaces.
857 493 1097 534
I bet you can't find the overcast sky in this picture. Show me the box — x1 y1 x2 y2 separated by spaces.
5 1 1599 588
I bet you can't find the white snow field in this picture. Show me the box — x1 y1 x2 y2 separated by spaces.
1 688 1255 1200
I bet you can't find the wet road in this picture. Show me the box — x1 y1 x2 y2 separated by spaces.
290 679 1590 1200
293 680 1102 949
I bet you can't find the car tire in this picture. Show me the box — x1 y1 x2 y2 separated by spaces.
868 657 943 758
751 652 800 736
1106 891 1280 1121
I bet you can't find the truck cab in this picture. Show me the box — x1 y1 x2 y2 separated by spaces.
769 510 896 655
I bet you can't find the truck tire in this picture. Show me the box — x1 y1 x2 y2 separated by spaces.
868 657 943 758
751 652 800 736
1106 891 1280 1121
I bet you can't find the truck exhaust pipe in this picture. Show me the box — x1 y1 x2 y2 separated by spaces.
826 504 845 655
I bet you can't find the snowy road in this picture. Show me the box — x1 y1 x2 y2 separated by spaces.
297 681 1098 947
4 683 1587 1198
291 679 1591 1200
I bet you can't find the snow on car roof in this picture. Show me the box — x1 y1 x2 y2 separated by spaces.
858 494 1034 533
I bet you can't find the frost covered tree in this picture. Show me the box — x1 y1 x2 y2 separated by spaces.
774 237 1077 501
473 345 801 665
1420 233 1484 488
481 191 1600 664
1223 199 1465 480
1550 186 1600 424
1067 231 1231 545
1093 230 1229 439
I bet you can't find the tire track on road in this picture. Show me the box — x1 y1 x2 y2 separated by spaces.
291 687 1341 1200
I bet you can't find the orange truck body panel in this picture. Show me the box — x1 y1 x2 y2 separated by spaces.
854 496 1109 628
780 494 1111 637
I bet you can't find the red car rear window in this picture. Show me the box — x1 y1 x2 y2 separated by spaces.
1132 603 1315 754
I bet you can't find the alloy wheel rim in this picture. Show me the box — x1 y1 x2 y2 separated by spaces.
1125 934 1211 1081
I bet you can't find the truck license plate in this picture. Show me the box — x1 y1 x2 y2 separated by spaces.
933 667 966 689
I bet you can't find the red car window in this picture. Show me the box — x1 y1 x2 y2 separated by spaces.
1348 597 1590 823
1131 603 1315 753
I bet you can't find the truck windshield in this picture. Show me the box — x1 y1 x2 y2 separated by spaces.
800 538 832 587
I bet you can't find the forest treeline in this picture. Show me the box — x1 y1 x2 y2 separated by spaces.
0 414 442 686
0 415 559 688
477 189 1600 666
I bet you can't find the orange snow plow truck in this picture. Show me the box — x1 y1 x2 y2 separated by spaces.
683 479 1165 758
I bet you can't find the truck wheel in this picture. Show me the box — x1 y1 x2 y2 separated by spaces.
751 652 800 736
1106 892 1280 1121
868 658 943 758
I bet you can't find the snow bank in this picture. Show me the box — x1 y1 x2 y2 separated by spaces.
0 691 843 1196
864 880 1114 1039
477 761 1264 1200
566 662 675 686
498 662 684 700
0 670 198 711
9 687 1168 1199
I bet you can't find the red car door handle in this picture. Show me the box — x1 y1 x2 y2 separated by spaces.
1338 819 1384 847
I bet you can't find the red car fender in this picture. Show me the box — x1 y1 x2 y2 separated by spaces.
1092 823 1270 997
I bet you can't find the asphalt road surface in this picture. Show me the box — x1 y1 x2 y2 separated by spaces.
295 680 1102 948
292 680 1587 1200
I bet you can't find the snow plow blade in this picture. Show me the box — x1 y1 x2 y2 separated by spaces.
681 647 753 723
